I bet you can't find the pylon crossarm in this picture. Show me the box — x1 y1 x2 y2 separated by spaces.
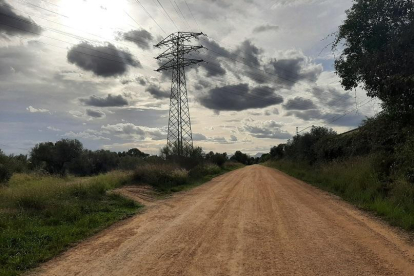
156 46 204 60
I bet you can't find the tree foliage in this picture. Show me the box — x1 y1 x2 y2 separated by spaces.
334 0 414 115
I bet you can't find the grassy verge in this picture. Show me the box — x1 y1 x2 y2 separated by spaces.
265 157 414 231
133 161 244 194
0 171 141 276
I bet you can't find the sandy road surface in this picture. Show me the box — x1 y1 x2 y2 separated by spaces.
32 165 414 276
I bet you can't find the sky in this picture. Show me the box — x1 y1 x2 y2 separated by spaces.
0 0 382 156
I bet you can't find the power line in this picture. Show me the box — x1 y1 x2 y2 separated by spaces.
19 0 69 18
184 0 200 31
297 98 375 134
167 0 189 30
124 10 144 29
12 5 153 49
0 21 142 68
134 0 167 35
2 10 158 65
174 0 192 30
153 0 179 31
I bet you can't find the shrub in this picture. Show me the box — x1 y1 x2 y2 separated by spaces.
189 163 221 178
133 164 188 190
118 156 146 171
0 150 12 184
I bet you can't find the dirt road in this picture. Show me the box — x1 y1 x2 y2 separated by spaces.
32 165 414 276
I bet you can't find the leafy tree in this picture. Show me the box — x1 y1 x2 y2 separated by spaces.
0 150 12 183
334 0 414 115
30 139 83 174
270 144 285 159
126 148 149 158
231 151 250 165
205 151 228 167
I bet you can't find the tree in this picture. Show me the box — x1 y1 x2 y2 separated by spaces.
0 150 12 183
126 148 149 158
270 144 285 159
334 0 414 116
30 139 83 174
231 151 250 165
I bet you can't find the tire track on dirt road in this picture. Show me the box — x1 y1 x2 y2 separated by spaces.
31 165 414 276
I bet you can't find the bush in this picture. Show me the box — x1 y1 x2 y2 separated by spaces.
0 163 12 184
0 150 12 184
118 156 146 171
133 164 188 190
189 163 221 178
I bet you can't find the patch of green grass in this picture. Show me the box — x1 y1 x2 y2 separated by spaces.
265 156 414 231
133 162 244 195
0 171 141 276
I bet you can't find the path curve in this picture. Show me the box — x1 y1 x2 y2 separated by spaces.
31 165 414 276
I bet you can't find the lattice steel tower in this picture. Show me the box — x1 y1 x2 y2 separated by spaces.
155 32 204 156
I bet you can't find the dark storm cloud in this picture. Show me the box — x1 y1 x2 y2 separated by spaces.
0 0 43 36
67 42 140 77
198 84 283 112
80 94 129 107
286 110 366 127
86 109 105 118
197 37 228 77
310 86 353 111
121 29 154 50
265 54 322 88
198 38 322 88
232 40 261 67
145 85 170 99
253 24 280 34
239 120 291 139
283 97 317 110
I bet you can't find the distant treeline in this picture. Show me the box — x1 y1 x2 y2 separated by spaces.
0 139 257 184
262 112 414 185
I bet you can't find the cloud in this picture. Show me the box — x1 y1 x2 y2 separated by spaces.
121 29 154 50
67 42 140 77
253 24 280 34
0 0 43 36
286 109 368 127
86 109 106 118
264 50 323 88
193 133 207 141
26 106 50 113
47 126 61 132
265 108 280 116
63 131 110 141
145 85 170 99
198 84 283 112
283 97 317 110
230 135 238 142
80 94 129 107
239 119 291 139
310 86 354 112
101 123 166 141
197 37 229 77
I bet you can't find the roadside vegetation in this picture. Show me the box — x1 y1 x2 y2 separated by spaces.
263 0 414 231
0 140 244 276
0 171 140 276
264 114 414 231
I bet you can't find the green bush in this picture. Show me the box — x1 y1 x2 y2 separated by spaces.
0 163 12 184
133 164 188 190
0 171 139 276
189 163 221 178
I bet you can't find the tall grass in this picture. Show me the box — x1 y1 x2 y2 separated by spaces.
133 161 244 193
266 156 414 230
0 171 140 276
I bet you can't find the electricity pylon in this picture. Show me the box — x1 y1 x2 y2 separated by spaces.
155 32 204 157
